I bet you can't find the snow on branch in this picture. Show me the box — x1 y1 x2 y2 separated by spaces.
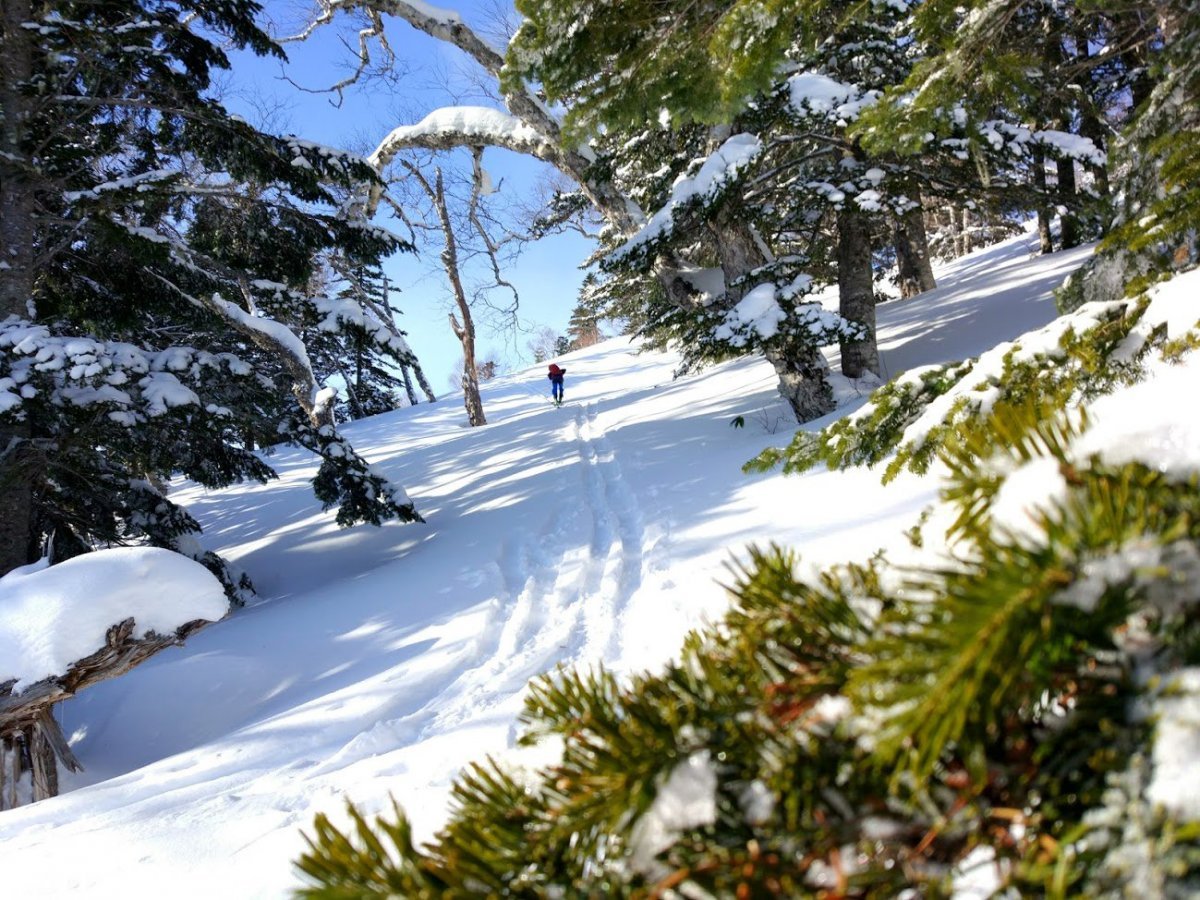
0 319 254 425
787 72 880 122
202 291 317 393
371 0 485 52
0 548 229 806
314 295 416 362
62 168 178 203
611 134 764 262
711 281 856 351
295 0 643 228
977 121 1107 166
370 106 559 170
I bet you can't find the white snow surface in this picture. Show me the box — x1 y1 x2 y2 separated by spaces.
1148 667 1200 822
0 230 1190 897
0 548 228 690
1070 267 1200 479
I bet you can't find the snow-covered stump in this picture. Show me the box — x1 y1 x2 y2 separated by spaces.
0 549 229 809
0 709 81 807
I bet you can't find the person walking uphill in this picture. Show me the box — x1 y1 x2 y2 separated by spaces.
547 363 566 406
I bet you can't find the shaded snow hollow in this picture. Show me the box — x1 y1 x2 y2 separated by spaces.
7 230 1195 899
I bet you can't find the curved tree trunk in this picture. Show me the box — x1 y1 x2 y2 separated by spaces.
705 192 837 421
1 614 215 809
399 162 483 425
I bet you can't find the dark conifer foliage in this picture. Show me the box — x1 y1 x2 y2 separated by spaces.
308 265 419 422
0 0 421 586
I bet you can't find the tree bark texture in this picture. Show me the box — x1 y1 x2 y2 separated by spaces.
410 360 437 403
1033 155 1055 253
893 201 937 298
708 203 767 303
400 365 419 406
837 205 879 378
1057 157 1082 249
30 718 58 801
431 170 486 427
0 0 39 575
768 344 836 422
704 197 836 421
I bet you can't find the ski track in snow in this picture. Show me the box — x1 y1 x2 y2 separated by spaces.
574 403 647 660
423 401 651 730
308 401 652 762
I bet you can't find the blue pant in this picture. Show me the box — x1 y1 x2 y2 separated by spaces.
551 382 563 402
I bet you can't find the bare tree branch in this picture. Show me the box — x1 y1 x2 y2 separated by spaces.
467 147 520 313
298 0 644 231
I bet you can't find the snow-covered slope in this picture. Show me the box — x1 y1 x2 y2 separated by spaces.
0 231 1096 897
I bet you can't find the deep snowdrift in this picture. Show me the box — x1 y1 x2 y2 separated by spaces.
0 230 1096 898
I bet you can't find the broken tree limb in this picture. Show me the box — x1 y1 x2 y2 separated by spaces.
0 614 216 809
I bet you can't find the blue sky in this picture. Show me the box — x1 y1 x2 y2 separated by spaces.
225 0 595 394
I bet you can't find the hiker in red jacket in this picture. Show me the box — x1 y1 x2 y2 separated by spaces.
547 363 566 406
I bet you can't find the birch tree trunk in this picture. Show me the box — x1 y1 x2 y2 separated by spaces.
410 361 437 403
449 313 486 426
400 366 419 406
427 170 486 426
837 205 879 378
958 207 974 257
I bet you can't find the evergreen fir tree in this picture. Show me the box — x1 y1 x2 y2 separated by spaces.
843 0 1189 306
510 0 1113 413
0 0 422 583
308 265 418 422
565 297 604 350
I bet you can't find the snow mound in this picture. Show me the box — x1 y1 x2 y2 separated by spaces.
0 547 229 691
